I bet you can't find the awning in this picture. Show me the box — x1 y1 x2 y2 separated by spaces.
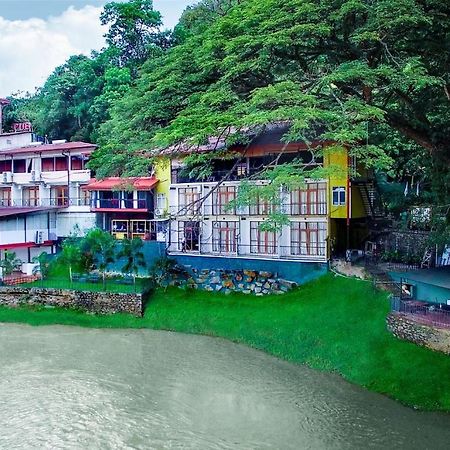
0 206 63 218
82 177 159 191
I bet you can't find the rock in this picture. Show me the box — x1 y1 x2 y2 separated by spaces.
244 270 256 278
255 282 263 287
235 274 243 282
262 289 269 294
204 286 214 292
215 285 223 291
279 279 298 289
259 271 273 278
237 283 245 289
242 290 251 295
245 277 254 283
249 284 256 291
222 280 234 289
263 282 271 289
255 287 262 294
210 277 220 284
256 293 264 297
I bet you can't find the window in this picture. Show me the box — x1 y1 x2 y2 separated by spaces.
156 193 166 210
0 160 12 172
249 194 274 216
212 186 236 215
52 186 68 206
80 188 91 206
250 222 277 255
0 188 11 206
178 188 199 215
178 221 200 252
42 157 54 172
71 155 86 170
291 222 327 257
42 156 68 172
23 186 39 206
332 187 346 206
212 221 237 254
291 182 327 215
12 159 26 173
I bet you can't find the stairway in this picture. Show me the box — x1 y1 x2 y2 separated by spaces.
356 181 384 218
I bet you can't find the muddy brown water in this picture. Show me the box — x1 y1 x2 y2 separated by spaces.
1 324 450 449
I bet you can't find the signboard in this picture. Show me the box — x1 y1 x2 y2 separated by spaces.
13 122 33 133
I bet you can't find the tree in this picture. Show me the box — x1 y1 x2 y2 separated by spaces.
118 237 146 284
83 228 116 285
59 243 82 282
32 252 52 280
100 0 170 68
95 0 449 232
0 251 23 278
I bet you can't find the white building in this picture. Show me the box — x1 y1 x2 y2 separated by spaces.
0 138 96 269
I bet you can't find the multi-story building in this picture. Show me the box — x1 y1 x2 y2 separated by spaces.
82 177 160 240
0 137 96 268
154 125 380 276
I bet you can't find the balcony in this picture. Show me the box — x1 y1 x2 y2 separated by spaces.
0 197 91 208
91 198 150 212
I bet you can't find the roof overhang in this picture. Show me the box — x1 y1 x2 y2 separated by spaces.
82 177 159 191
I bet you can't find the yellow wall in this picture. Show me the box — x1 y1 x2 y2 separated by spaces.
324 146 348 220
154 157 171 211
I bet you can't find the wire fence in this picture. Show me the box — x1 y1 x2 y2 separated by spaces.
391 297 450 328
0 275 148 294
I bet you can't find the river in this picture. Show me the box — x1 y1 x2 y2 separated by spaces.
1 324 450 449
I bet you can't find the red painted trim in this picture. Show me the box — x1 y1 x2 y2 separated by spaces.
0 240 55 250
91 208 149 213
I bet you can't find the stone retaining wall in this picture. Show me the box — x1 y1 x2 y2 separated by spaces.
387 312 450 354
0 286 143 317
169 268 298 295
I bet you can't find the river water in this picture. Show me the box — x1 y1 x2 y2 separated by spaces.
1 324 450 450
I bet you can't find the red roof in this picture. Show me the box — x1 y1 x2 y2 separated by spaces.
83 177 158 191
0 206 63 218
0 141 96 156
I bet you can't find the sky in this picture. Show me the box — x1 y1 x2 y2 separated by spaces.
0 0 195 96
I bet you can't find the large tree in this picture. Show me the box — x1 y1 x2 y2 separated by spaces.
94 0 449 209
101 0 171 68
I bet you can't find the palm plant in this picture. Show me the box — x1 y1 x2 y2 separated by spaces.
118 237 146 285
32 252 52 279
84 228 116 286
59 243 82 282
0 251 23 278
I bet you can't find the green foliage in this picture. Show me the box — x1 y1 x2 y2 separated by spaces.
32 252 53 279
101 0 170 68
118 238 147 282
59 243 82 282
97 0 448 212
0 251 22 277
83 228 117 282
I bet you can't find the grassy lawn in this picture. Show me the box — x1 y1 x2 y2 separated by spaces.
1 273 450 412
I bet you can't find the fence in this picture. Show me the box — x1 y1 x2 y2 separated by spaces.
391 297 450 328
1 275 146 294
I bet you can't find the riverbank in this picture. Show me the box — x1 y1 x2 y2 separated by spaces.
1 273 450 412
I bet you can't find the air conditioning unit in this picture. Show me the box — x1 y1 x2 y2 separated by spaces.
35 231 44 245
2 171 12 183
154 208 164 217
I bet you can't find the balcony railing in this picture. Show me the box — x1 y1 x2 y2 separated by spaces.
0 197 91 208
170 203 327 217
170 241 327 259
92 198 149 210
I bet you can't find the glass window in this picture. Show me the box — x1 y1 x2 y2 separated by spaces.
291 222 327 257
178 221 200 252
290 182 327 215
178 188 200 215
212 186 236 215
332 187 346 206
212 221 237 254
250 222 277 254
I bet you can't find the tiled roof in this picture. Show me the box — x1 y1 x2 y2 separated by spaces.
82 177 158 191
0 141 96 156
